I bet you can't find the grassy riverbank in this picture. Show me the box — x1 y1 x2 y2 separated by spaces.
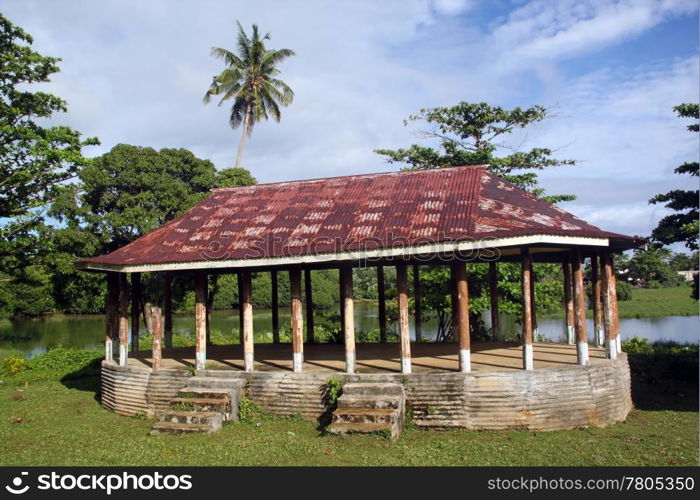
542 285 698 319
0 345 697 466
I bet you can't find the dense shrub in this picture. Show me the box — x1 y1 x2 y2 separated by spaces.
2 356 30 375
616 281 633 301
623 337 698 385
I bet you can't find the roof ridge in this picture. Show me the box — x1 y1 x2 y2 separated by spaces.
212 164 489 192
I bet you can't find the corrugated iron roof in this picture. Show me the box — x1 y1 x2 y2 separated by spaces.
79 165 635 268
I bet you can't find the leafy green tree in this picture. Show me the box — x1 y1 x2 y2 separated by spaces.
0 13 97 264
650 103 699 251
375 102 575 203
626 245 684 288
217 167 257 187
204 21 295 168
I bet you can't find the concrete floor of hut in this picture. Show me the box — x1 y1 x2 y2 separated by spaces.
128 342 608 373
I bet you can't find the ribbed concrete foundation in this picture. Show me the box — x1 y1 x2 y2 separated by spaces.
101 353 632 430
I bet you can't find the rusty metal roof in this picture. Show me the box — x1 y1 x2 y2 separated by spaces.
79 165 635 269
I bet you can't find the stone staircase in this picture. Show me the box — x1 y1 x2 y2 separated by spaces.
328 382 405 439
150 376 244 435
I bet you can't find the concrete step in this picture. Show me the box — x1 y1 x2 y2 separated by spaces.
158 410 223 428
332 408 399 425
327 421 399 439
337 394 401 410
179 387 236 400
194 371 248 382
187 376 246 389
342 383 404 397
170 396 230 413
149 421 214 435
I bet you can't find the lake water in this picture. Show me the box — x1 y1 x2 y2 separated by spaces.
1 302 697 358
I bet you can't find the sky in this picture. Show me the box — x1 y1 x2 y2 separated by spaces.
3 0 699 247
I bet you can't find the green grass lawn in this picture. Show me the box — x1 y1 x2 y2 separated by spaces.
542 285 698 319
0 374 696 466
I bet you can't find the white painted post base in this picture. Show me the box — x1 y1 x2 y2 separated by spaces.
105 339 113 362
577 341 589 366
595 327 604 347
196 351 206 371
566 326 575 345
459 349 471 373
401 357 412 374
293 352 303 373
532 327 539 342
119 344 128 367
616 336 622 354
244 353 254 372
523 343 533 370
608 341 618 360
345 351 355 374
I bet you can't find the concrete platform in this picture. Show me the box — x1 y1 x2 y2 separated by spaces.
126 341 608 373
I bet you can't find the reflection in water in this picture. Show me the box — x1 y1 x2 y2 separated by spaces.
1 302 697 358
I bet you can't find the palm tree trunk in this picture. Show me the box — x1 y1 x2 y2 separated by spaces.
235 108 251 169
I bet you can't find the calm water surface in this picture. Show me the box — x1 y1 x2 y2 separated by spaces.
1 302 697 358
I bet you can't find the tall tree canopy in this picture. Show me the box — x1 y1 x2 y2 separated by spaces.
375 102 575 203
204 21 295 169
0 13 97 262
649 103 699 251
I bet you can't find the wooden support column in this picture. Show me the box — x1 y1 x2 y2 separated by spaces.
271 270 280 344
591 252 604 347
607 252 621 354
413 265 422 343
194 271 207 370
163 273 173 349
305 268 315 344
105 273 119 362
488 261 500 341
452 261 471 373
571 249 589 366
340 265 356 373
521 249 533 370
562 260 575 344
240 270 254 372
529 257 538 341
377 265 387 343
151 305 163 370
601 251 618 360
118 273 129 367
396 263 411 374
130 273 141 352
290 268 304 372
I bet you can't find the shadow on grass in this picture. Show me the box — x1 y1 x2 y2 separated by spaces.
60 358 102 404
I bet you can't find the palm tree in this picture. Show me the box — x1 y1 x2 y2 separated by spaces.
204 22 295 169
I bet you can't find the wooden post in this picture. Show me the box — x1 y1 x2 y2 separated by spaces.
572 249 589 366
521 249 533 370
591 252 604 347
340 265 356 373
562 260 575 344
529 257 538 341
601 251 618 360
607 252 621 354
290 268 304 372
105 273 119 362
237 272 244 345
396 263 411 374
130 273 141 352
271 270 280 343
163 273 173 349
488 261 500 341
118 273 129 367
377 265 387 343
305 268 315 344
151 305 163 370
452 261 471 372
413 264 422 343
195 271 207 370
240 270 254 371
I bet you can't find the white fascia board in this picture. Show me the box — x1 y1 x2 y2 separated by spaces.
77 234 609 273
